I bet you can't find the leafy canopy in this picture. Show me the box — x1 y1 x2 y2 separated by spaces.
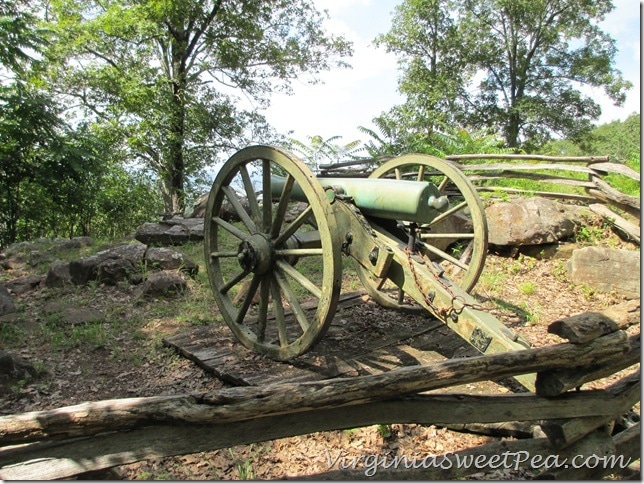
376 0 632 150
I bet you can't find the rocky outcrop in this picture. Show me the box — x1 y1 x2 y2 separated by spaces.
567 246 640 299
485 197 588 246
69 243 147 286
135 218 204 245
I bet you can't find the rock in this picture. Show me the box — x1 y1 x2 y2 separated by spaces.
145 247 198 276
141 270 187 297
96 257 142 285
0 350 42 385
518 242 581 260
0 285 16 316
135 218 204 246
51 236 93 251
42 303 105 326
27 250 56 267
69 242 147 285
62 307 105 326
568 246 640 298
485 197 587 246
4 275 42 295
4 241 37 257
45 261 72 288
186 193 209 218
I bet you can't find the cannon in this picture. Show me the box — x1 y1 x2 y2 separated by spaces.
204 145 533 386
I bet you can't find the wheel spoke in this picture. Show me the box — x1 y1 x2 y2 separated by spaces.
275 268 309 332
222 185 256 233
209 251 238 258
236 274 261 324
417 165 426 181
276 260 322 299
274 248 324 257
394 167 401 180
270 174 295 238
273 205 313 247
257 277 270 343
437 175 450 193
220 269 249 295
239 164 261 224
212 216 248 241
423 243 470 271
426 200 468 227
262 159 272 232
269 275 289 347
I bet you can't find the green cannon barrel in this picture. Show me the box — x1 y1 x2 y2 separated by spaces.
270 176 449 224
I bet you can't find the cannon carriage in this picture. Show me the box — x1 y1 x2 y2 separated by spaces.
204 145 533 387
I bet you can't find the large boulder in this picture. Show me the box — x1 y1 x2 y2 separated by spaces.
135 218 204 245
567 247 640 298
45 261 72 288
69 243 147 285
485 197 587 246
141 270 187 297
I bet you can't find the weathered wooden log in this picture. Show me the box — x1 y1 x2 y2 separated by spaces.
535 336 640 396
0 331 630 446
446 154 610 163
548 306 639 344
537 372 640 449
476 186 597 202
1 387 638 480
589 204 640 244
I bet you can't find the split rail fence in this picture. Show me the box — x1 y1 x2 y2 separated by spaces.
0 304 639 480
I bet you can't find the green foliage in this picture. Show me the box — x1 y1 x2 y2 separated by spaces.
287 135 364 169
376 0 631 149
44 0 352 213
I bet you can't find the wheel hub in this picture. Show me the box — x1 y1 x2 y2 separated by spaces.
237 234 273 274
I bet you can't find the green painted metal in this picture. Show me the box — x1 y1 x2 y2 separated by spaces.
271 175 448 224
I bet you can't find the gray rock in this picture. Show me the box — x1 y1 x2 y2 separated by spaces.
141 270 187 297
45 261 72 288
62 307 105 326
568 246 640 298
135 218 204 246
186 193 209 218
4 275 42 295
4 241 37 257
69 242 146 285
486 197 587 246
0 285 16 316
145 247 198 276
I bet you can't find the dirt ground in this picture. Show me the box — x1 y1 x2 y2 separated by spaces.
0 237 640 480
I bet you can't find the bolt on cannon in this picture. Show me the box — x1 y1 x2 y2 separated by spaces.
204 145 534 388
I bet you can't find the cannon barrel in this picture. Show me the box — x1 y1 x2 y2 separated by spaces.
270 176 448 224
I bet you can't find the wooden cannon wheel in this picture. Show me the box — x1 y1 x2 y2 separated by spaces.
354 154 488 310
204 145 342 361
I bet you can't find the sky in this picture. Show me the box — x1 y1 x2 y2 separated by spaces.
263 0 641 146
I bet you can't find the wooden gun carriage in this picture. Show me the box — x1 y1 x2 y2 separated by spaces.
204 145 534 387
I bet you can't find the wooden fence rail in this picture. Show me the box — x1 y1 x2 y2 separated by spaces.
0 307 639 480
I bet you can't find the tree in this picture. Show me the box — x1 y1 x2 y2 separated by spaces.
45 0 352 214
376 0 632 149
